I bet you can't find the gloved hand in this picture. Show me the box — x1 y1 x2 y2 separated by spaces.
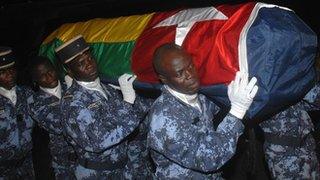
228 72 258 119
107 84 121 90
64 75 73 89
118 73 137 104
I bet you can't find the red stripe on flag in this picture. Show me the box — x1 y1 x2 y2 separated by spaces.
132 2 256 85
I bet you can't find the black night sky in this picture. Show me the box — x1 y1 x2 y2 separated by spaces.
0 0 319 76
0 1 319 179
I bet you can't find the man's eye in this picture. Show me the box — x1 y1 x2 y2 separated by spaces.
76 59 84 65
177 71 183 77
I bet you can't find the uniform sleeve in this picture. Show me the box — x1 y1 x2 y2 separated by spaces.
302 84 320 111
27 96 62 134
148 109 244 173
0 111 16 161
61 99 142 153
134 95 155 114
1 88 34 161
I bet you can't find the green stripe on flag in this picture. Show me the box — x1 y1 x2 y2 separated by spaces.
39 39 135 79
91 41 135 78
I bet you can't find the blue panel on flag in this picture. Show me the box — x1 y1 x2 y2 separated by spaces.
200 6 317 122
246 6 317 120
101 5 317 124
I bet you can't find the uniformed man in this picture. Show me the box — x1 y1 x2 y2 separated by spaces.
0 47 34 179
27 56 77 179
56 35 146 179
147 43 259 179
260 84 320 179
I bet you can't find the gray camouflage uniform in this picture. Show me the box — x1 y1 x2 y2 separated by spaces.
260 84 320 179
125 96 155 179
27 87 77 180
147 88 244 179
0 86 34 180
61 82 143 179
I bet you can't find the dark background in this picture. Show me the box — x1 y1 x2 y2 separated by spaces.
0 0 319 72
0 1 318 179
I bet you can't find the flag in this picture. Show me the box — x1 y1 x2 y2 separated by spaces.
39 2 317 121
132 2 317 121
39 14 154 78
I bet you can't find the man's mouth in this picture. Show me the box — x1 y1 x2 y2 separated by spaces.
8 80 16 86
188 79 199 87
90 71 97 76
49 81 58 87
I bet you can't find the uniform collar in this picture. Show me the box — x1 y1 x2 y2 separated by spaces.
0 86 17 105
164 85 201 112
76 78 108 100
40 81 62 99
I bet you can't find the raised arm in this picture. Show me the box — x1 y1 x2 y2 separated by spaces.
148 108 244 172
61 94 142 153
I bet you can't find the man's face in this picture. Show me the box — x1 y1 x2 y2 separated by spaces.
66 50 98 82
0 66 17 90
160 50 200 95
35 63 59 88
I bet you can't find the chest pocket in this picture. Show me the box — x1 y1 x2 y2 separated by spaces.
48 101 60 107
87 101 103 111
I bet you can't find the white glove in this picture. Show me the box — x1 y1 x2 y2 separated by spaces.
118 73 137 104
107 84 121 90
64 75 73 89
228 72 258 119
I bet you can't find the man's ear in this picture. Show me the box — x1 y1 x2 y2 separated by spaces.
158 74 168 84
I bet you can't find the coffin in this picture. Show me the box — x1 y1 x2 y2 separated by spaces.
39 2 317 122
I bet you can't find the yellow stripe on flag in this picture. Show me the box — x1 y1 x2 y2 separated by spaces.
43 13 154 44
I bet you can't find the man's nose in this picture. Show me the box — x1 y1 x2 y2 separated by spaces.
87 59 97 70
47 71 55 79
185 70 192 80
7 68 14 74
82 59 90 68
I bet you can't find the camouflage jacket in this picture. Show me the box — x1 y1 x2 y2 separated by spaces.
147 88 244 179
60 81 143 164
27 88 64 135
0 86 34 162
260 84 320 138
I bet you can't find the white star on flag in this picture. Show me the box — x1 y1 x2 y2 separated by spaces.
154 7 228 46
